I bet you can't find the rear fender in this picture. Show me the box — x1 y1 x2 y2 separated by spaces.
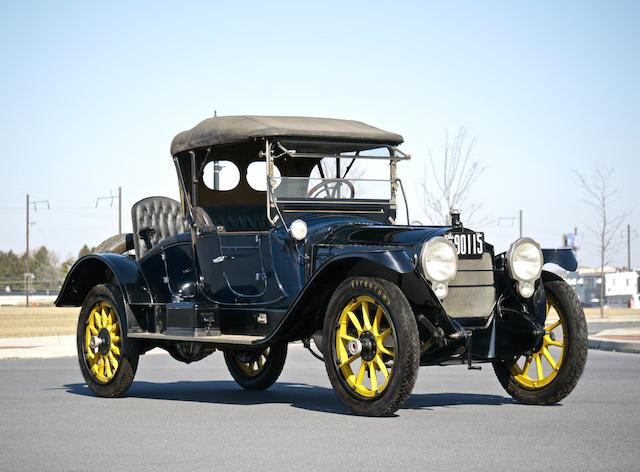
55 254 152 307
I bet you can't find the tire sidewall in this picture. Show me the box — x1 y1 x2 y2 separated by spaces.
323 277 419 416
77 283 138 397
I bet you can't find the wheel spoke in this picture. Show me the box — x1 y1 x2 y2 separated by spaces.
377 342 395 357
93 310 102 329
107 352 119 371
110 344 120 356
339 333 355 342
534 353 544 380
355 362 366 387
104 355 112 378
369 361 378 392
545 336 563 348
101 307 108 331
361 301 372 330
340 354 359 368
542 347 558 371
547 339 564 347
347 311 363 334
257 355 265 369
546 320 561 332
372 306 383 336
378 328 392 341
375 354 389 379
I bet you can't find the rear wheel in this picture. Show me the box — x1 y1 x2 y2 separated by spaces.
323 277 420 416
224 343 287 391
77 284 139 397
493 278 588 405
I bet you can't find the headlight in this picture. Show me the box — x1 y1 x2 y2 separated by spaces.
507 238 543 298
419 238 458 300
289 219 308 241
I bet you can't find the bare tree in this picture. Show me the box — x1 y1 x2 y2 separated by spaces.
418 127 487 226
575 166 627 318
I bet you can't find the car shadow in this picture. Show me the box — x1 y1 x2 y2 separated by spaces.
62 380 514 416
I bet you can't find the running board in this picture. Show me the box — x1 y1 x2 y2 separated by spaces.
128 332 264 345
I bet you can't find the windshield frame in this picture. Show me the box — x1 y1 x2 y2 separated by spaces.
264 139 410 227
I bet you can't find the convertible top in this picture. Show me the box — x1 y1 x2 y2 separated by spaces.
170 115 404 155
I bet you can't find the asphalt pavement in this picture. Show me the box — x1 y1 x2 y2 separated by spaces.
1 347 639 472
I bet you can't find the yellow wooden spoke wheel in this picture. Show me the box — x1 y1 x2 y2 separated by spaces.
84 301 122 384
335 295 396 398
493 278 588 405
77 284 139 397
224 344 288 391
324 277 420 416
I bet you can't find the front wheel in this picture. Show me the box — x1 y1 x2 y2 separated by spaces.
224 343 287 391
493 277 588 405
323 277 420 416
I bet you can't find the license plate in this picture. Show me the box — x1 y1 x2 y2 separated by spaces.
445 231 485 259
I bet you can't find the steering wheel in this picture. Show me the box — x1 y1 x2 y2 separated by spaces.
306 178 356 199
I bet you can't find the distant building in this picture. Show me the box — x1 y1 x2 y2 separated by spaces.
605 271 639 308
564 267 638 308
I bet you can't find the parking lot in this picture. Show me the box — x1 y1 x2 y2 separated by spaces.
1 346 639 471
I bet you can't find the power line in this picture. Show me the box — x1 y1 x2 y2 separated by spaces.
95 186 122 234
497 209 523 238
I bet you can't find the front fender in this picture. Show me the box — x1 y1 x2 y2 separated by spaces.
261 249 418 343
55 253 152 306
542 248 578 272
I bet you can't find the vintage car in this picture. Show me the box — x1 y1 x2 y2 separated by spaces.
56 115 587 416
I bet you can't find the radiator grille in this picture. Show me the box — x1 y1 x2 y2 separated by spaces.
441 253 496 318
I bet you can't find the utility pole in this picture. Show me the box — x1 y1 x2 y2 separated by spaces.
628 224 631 271
26 194 29 307
498 210 523 238
25 194 50 307
574 226 579 264
519 209 523 239
96 186 122 234
118 186 122 234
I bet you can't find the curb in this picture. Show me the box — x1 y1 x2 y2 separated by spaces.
588 338 640 354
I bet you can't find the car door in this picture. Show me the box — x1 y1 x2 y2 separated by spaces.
195 229 284 304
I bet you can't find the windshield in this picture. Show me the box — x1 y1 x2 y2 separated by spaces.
270 155 393 202
272 177 392 200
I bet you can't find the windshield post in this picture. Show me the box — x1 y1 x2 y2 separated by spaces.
264 140 277 226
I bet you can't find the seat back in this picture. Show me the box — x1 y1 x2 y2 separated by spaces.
131 197 187 259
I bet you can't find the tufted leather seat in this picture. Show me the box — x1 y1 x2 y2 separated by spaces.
131 197 213 259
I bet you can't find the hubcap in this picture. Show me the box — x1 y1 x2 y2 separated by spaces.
335 295 396 398
510 295 566 388
347 339 362 356
84 301 121 383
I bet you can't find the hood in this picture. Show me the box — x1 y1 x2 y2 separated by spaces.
294 214 453 247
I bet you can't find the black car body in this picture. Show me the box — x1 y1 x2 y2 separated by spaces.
56 115 587 416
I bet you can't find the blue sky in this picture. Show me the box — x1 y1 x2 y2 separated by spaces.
0 0 638 267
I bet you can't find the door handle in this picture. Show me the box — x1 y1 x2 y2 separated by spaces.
212 255 233 263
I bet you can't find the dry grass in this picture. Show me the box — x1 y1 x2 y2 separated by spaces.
584 307 640 318
0 306 79 338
